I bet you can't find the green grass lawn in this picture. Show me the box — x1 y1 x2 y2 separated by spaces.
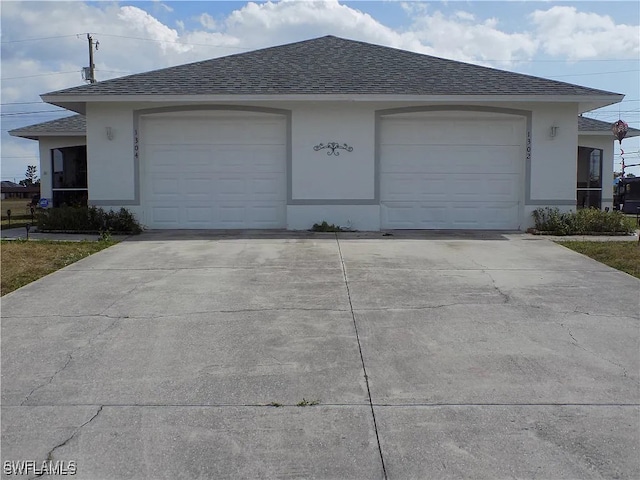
1 239 117 296
1 198 37 230
557 241 640 279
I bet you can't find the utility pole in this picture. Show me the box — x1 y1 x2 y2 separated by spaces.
86 33 99 83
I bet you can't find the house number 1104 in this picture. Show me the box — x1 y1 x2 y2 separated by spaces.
134 129 139 160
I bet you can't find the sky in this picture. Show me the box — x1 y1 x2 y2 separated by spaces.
1 0 639 182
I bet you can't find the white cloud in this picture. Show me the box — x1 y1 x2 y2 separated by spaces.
531 6 640 60
117 6 191 54
455 11 475 21
198 13 217 30
222 0 414 51
407 10 538 64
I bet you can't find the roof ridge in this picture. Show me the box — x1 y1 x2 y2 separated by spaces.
40 35 623 99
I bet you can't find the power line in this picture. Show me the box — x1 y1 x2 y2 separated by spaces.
91 32 247 50
547 69 640 78
0 34 79 44
2 30 640 62
1 71 78 80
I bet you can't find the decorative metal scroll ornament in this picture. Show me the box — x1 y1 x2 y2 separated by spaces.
313 142 354 156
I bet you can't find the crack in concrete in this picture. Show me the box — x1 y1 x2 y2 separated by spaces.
355 303 501 312
20 318 119 406
31 406 104 479
335 234 388 480
482 270 511 304
560 323 628 378
20 354 73 407
567 307 639 320
3 307 348 320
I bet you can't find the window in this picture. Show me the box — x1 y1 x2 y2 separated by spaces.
51 146 87 207
577 147 602 209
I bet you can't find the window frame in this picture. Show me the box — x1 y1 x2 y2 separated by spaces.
50 146 88 207
577 147 603 209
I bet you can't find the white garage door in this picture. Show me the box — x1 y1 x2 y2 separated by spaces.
380 112 524 230
141 111 286 229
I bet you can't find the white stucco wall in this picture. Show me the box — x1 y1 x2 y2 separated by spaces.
291 104 375 200
72 100 591 230
85 103 135 202
528 103 579 202
38 136 87 205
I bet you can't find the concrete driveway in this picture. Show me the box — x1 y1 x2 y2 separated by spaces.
2 231 639 479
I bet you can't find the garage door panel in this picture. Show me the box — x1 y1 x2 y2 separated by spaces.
380 114 523 230
382 174 448 201
250 148 288 172
142 113 286 229
149 176 180 195
143 121 185 145
151 207 180 224
448 175 517 200
249 205 285 225
382 202 519 229
218 205 247 224
381 145 520 174
147 147 213 171
251 177 284 196
381 119 521 146
214 204 283 226
185 207 213 223
216 177 247 196
183 177 213 194
483 177 519 200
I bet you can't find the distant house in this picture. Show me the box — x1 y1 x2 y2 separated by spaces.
8 36 640 230
1 181 40 201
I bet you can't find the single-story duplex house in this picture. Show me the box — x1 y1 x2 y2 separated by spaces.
9 35 640 230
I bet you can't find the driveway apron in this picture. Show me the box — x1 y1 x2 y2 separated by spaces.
1 231 638 479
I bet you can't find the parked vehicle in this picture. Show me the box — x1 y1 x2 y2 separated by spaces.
614 176 640 213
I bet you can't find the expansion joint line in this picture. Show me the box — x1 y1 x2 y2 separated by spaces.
335 234 388 480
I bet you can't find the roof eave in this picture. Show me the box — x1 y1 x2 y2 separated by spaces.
39 95 86 114
579 130 640 138
9 130 85 140
41 93 624 112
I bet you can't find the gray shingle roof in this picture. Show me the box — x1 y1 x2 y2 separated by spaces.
43 36 619 97
1 181 21 188
578 116 640 136
8 114 86 139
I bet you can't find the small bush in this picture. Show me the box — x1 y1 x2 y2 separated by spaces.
311 221 344 232
532 207 635 235
37 206 143 234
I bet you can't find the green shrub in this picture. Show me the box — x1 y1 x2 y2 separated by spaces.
37 206 142 234
532 207 635 235
311 221 344 232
